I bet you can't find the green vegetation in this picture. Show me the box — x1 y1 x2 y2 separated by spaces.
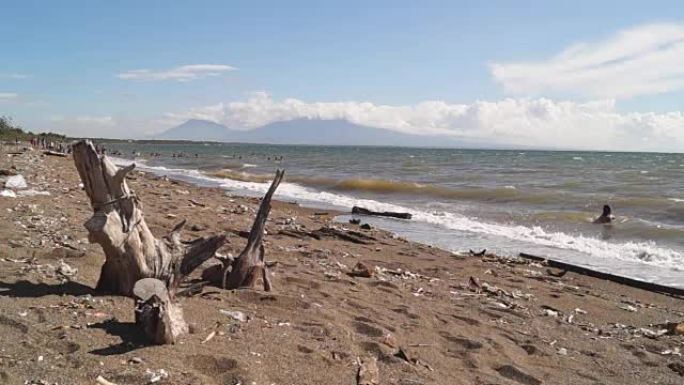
0 116 67 142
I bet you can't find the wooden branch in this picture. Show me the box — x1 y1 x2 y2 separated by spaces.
220 169 284 291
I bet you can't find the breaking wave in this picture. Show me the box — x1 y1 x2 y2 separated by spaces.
113 157 684 274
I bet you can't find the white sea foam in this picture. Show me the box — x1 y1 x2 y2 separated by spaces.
113 157 684 273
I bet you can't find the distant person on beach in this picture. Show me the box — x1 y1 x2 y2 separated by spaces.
593 205 614 224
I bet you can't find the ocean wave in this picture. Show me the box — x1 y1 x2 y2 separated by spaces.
111 157 684 271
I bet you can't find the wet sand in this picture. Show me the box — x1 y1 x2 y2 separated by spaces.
0 149 682 385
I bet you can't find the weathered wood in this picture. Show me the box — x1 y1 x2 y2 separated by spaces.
221 169 284 291
277 226 376 245
72 140 227 344
72 140 226 296
352 206 412 220
133 278 187 344
44 150 68 157
519 252 684 297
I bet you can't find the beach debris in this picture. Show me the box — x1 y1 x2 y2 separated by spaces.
43 150 68 157
201 330 217 344
0 168 18 176
145 368 169 383
469 249 486 257
352 205 412 220
381 333 398 348
16 189 50 197
232 204 250 214
278 225 377 245
349 218 361 225
56 260 78 279
468 276 481 291
190 223 207 231
655 322 684 336
219 309 248 323
72 140 226 299
217 170 284 291
315 227 377 245
349 262 374 278
188 198 206 207
5 174 27 189
668 362 684 376
546 269 568 278
541 305 560 317
133 278 188 344
357 356 380 385
660 347 681 356
0 189 16 198
96 375 118 385
619 304 638 312
360 223 372 230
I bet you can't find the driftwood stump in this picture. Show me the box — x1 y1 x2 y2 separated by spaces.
132 278 187 344
72 140 226 296
219 169 284 291
73 140 228 344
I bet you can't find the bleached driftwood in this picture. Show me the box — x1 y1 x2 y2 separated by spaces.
133 278 187 344
218 169 284 291
72 140 226 295
73 140 226 344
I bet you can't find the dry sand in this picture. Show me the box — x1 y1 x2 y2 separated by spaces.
0 149 682 385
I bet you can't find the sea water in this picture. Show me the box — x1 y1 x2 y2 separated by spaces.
105 142 684 289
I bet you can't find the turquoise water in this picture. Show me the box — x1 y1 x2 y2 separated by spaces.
104 142 684 288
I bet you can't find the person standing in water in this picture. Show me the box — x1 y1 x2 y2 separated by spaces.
593 205 614 224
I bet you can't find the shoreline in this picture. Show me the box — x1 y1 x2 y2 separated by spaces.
0 149 682 384
111 154 684 291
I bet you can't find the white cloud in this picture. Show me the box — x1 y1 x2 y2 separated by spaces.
50 115 116 127
0 73 30 79
117 64 236 82
0 92 18 101
490 23 684 99
166 93 684 151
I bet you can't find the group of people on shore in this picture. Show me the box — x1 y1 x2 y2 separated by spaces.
29 137 70 154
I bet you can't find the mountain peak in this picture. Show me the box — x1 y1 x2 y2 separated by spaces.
156 118 462 147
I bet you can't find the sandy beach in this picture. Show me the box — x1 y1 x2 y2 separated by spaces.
0 149 683 385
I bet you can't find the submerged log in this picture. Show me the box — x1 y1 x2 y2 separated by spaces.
220 169 285 291
352 206 412 220
72 140 226 296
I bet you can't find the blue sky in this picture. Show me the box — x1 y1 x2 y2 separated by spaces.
2 1 684 151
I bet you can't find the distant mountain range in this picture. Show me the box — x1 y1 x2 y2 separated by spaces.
154 118 468 147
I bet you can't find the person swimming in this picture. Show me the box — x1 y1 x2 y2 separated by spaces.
593 205 614 224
